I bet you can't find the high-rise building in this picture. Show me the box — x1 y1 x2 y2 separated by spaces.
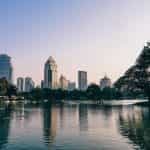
68 81 76 91
0 54 13 83
25 77 35 92
17 77 24 92
41 80 44 89
59 75 68 90
44 56 58 89
100 75 112 89
78 71 87 91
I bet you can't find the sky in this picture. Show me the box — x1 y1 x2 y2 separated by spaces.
0 0 150 85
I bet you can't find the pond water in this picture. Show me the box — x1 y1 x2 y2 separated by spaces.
0 100 150 150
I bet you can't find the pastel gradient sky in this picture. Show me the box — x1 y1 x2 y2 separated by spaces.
0 0 150 85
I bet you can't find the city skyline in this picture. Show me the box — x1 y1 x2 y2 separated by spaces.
0 53 113 90
0 0 149 84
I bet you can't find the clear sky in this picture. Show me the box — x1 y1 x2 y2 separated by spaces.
0 0 150 85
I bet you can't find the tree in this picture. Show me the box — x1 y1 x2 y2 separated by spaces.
30 87 42 100
0 78 9 95
101 87 113 100
135 44 150 100
114 42 150 101
6 85 17 98
86 84 101 100
0 78 17 97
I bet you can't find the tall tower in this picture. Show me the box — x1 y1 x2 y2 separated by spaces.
25 77 35 92
44 56 58 89
17 77 24 92
0 54 13 83
78 71 87 91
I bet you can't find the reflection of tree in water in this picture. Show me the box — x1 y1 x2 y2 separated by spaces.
118 106 150 150
0 104 13 149
79 104 88 131
89 105 113 121
42 104 58 148
101 106 113 120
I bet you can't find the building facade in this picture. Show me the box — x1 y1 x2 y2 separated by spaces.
0 54 13 83
44 56 58 89
41 80 44 89
68 81 76 91
100 76 112 89
17 77 24 92
25 77 35 92
78 71 87 91
59 75 68 90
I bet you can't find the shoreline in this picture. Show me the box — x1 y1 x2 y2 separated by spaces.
0 99 148 107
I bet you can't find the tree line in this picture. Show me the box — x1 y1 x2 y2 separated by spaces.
20 84 122 101
0 78 17 97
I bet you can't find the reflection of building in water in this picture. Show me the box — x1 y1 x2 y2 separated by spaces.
59 105 78 129
118 107 150 150
0 104 13 149
42 105 58 147
79 104 88 131
59 104 65 129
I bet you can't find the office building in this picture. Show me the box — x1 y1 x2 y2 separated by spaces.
44 56 58 89
17 77 24 92
41 80 44 89
0 54 13 83
78 71 87 91
59 75 68 90
100 75 112 89
25 77 35 92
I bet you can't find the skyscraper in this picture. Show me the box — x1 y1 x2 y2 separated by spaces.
25 77 35 92
17 77 24 92
0 54 13 83
44 56 58 89
78 71 87 91
59 75 68 90
41 80 44 89
100 75 112 89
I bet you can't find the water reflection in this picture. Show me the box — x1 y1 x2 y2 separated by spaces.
0 103 13 149
79 104 88 131
42 104 58 147
118 106 150 150
0 103 59 150
1 102 150 150
59 104 65 129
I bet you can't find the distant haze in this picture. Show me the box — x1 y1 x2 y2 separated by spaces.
0 0 149 85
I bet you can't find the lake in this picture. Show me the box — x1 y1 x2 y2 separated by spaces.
0 100 150 150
